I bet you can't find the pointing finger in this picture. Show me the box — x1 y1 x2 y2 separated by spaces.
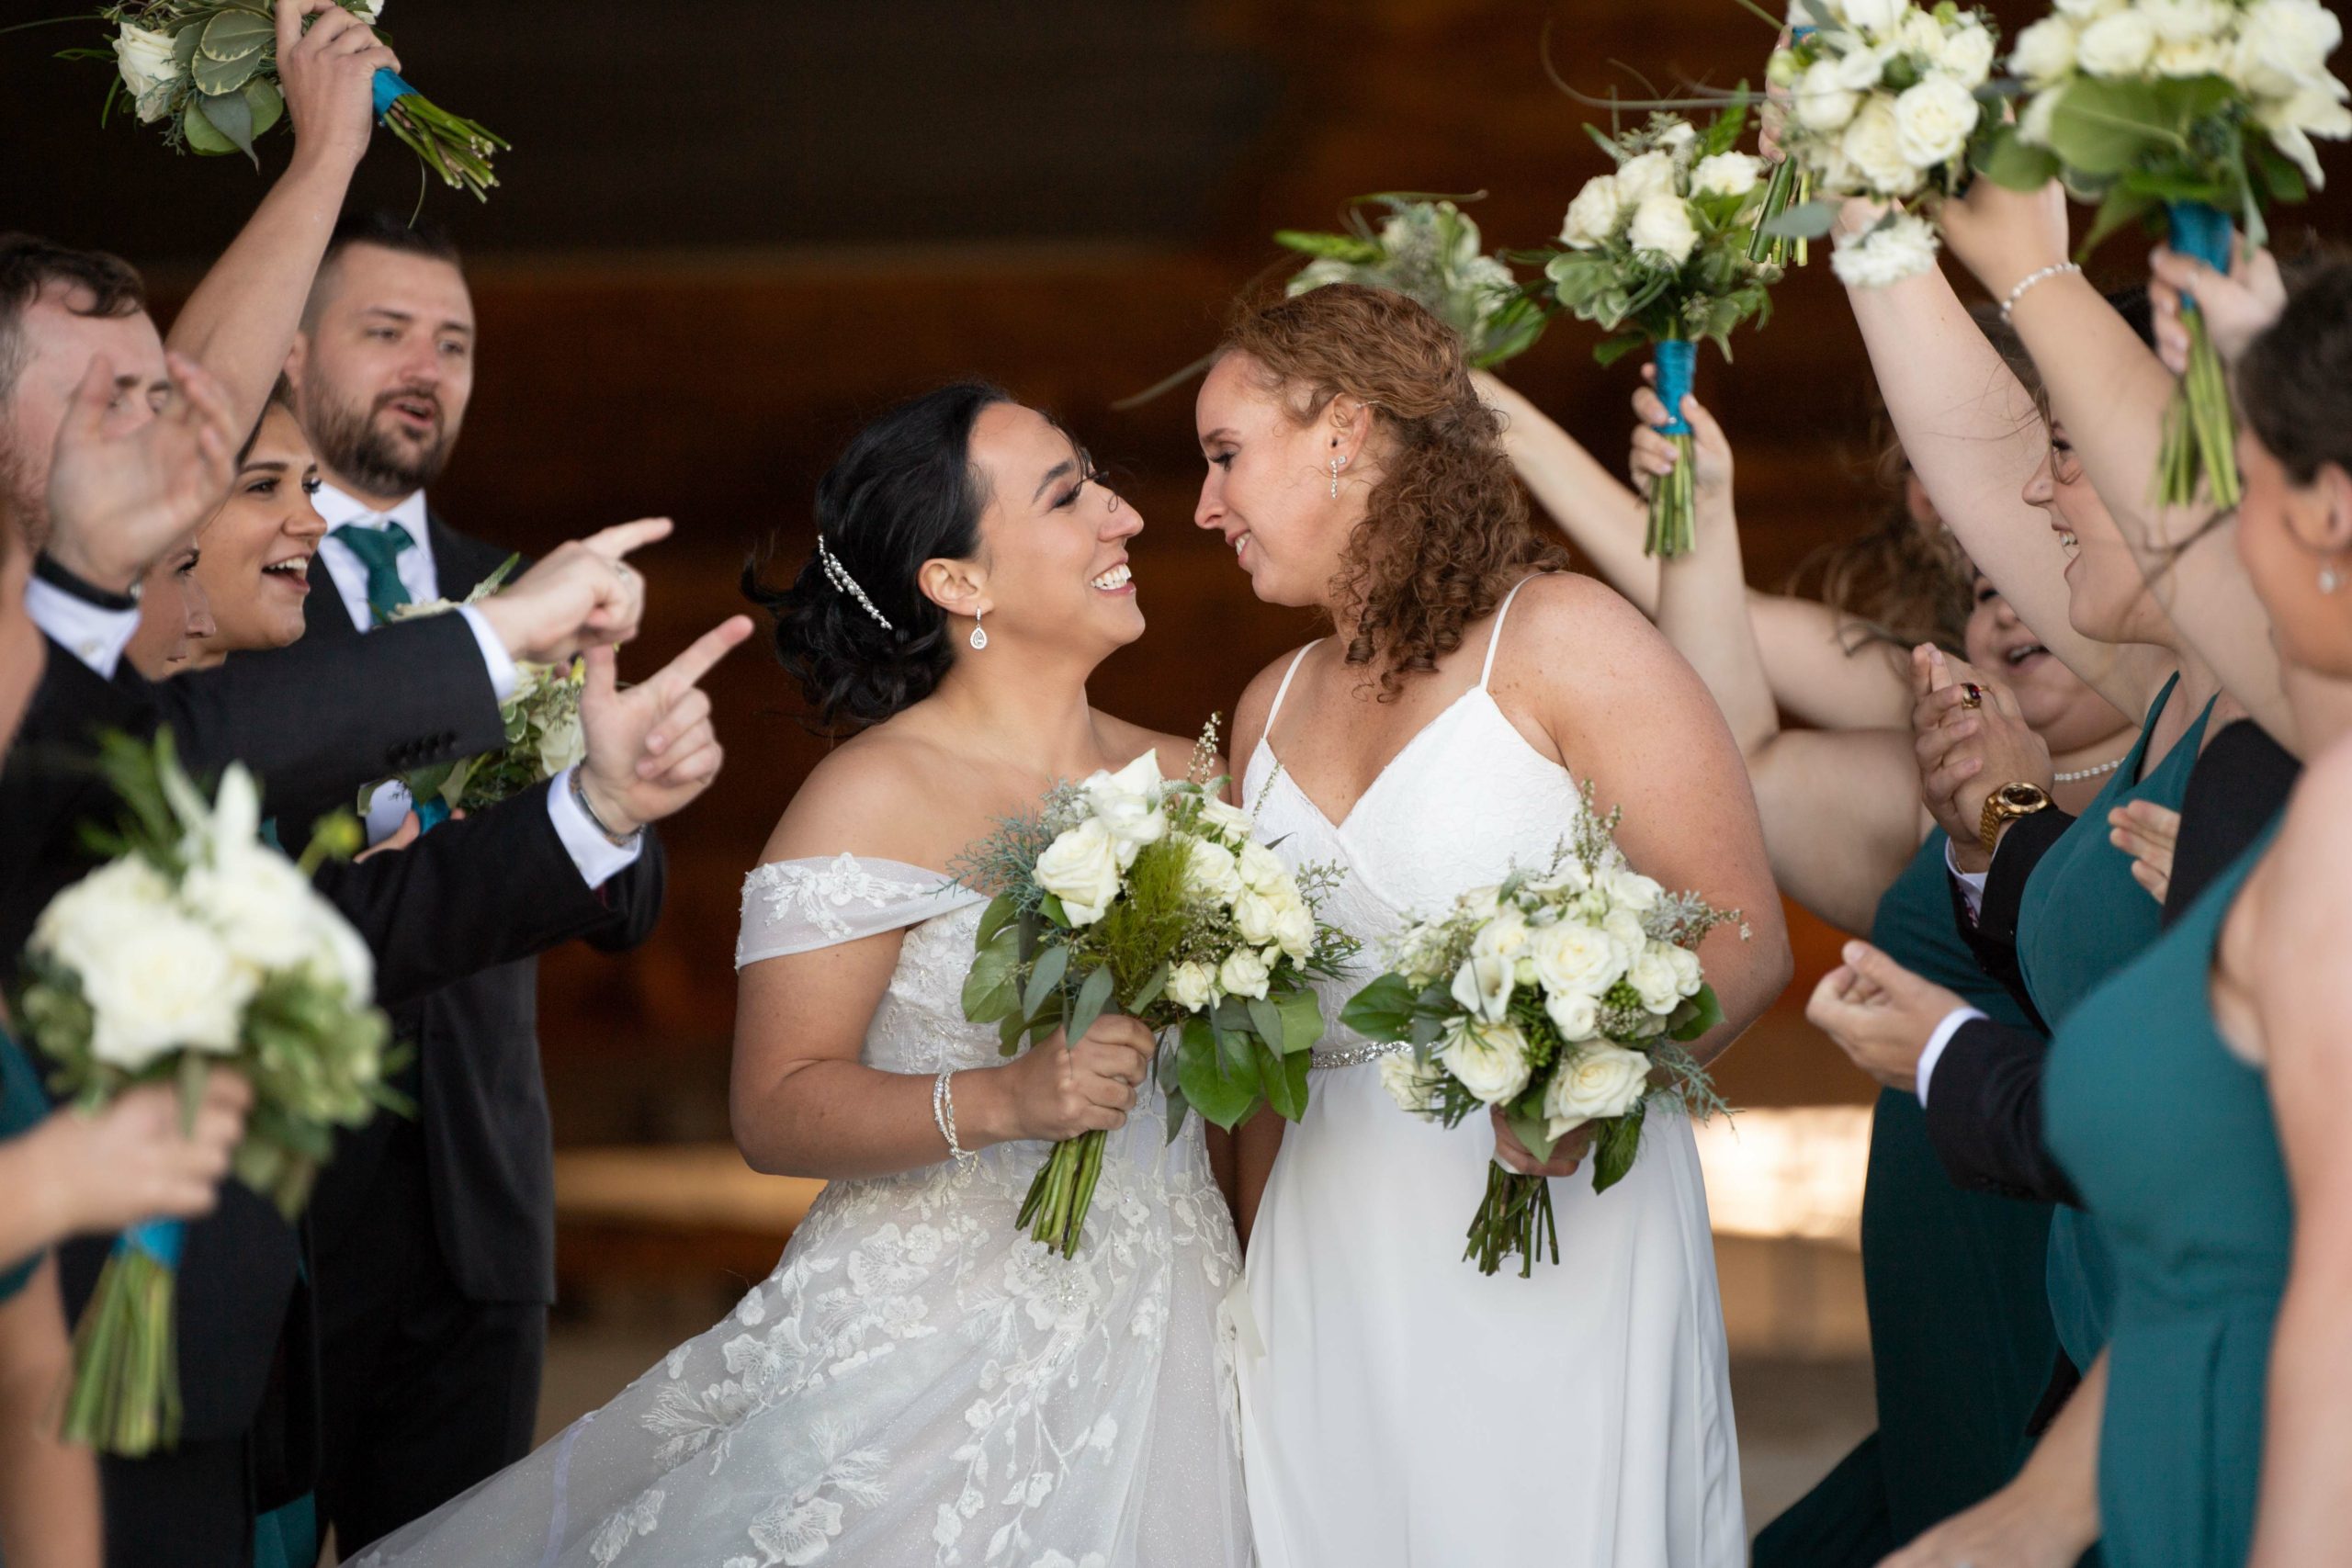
652 615 754 694
582 517 675 562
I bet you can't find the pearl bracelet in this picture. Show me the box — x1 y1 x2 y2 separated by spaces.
933 1069 977 1173
2000 261 2083 323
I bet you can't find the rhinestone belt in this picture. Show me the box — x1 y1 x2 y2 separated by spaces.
1308 1039 1409 1070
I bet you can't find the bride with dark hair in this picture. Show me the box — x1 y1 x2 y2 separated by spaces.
352 383 1250 1567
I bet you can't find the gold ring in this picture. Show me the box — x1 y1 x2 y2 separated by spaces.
1959 682 1985 709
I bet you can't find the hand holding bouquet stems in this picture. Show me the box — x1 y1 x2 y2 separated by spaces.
1975 0 2348 507
956 720 1356 1257
1277 196 1549 369
82 1 506 198
13 732 399 1454
1531 99 1779 556
1340 785 1744 1277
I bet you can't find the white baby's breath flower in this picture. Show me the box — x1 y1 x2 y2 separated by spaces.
1841 98 1928 196
1612 150 1679 208
1627 192 1701 267
1796 58 1864 132
1543 1043 1652 1139
1829 210 1942 286
1892 74 1982 170
1217 947 1272 1002
2076 9 2159 76
1440 1018 1532 1105
1560 174 1625 249
1691 151 1763 197
1167 960 1217 1012
1035 818 1123 926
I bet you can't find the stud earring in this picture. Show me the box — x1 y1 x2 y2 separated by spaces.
970 610 989 650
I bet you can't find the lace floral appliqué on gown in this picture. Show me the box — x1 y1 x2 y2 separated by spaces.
351 855 1250 1568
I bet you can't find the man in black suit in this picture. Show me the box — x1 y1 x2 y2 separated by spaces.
282 209 697 1548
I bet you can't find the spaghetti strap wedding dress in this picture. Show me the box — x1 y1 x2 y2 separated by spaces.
1229 579 1743 1567
352 854 1249 1568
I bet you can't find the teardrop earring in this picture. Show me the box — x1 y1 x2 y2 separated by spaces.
2323 561 2344 595
1329 455 1345 500
970 610 989 650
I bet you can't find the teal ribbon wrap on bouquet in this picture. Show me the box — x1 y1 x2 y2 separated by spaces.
414 797 452 834
1654 339 1697 435
371 69 418 121
115 1217 184 1269
2165 200 2233 289
2155 201 2242 508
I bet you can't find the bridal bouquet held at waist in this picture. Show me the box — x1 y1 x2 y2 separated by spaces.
12 733 400 1456
1340 784 1744 1278
362 557 587 827
82 0 506 197
956 721 1357 1258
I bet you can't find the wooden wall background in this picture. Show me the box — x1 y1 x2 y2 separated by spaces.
15 0 2349 1142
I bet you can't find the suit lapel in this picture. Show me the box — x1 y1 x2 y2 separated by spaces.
304 552 359 643
427 510 513 601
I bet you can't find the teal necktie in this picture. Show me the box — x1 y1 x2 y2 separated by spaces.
332 521 416 626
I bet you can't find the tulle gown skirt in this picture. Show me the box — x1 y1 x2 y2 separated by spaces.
1233 1060 1743 1568
349 1113 1250 1568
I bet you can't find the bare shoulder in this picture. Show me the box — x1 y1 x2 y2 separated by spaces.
757 724 968 874
2270 739 2352 899
1091 710 1222 786
1234 645 1314 743
1495 570 1690 691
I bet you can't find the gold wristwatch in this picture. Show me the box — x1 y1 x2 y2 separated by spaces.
1979 783 2053 856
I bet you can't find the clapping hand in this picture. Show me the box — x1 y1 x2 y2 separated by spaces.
572 615 757 837
276 0 399 175
1912 645 2053 873
2109 799 2181 907
1804 941 1964 1095
2149 243 2286 372
475 518 672 665
42 352 240 595
1494 1109 1597 1178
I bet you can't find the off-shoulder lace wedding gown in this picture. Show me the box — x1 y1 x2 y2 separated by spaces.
351 853 1249 1568
1230 580 1743 1567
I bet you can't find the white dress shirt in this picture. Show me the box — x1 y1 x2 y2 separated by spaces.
311 482 639 888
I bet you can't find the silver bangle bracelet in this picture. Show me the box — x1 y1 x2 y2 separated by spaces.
933 1069 977 1172
2000 261 2083 323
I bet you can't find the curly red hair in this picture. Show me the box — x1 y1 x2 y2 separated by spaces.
1222 283 1566 697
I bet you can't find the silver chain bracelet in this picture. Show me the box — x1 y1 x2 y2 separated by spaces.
2000 260 2083 323
932 1069 977 1173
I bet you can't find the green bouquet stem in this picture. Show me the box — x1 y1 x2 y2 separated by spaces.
1647 433 1697 558
61 1249 179 1457
384 93 508 202
1466 1160 1561 1279
2156 305 2242 511
1018 1127 1108 1258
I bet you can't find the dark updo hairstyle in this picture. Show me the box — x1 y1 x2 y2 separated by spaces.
744 381 1008 732
1221 282 1566 699
2238 256 2352 486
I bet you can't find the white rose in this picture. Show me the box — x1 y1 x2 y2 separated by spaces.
1093 750 1165 807
537 705 584 778
1833 43 1894 91
1380 1051 1442 1116
306 899 377 999
1841 98 1928 196
1082 753 1167 867
2010 16 2080 86
1195 795 1255 841
1627 192 1701 267
1830 210 1942 286
1217 947 1272 1002
1612 150 1678 207
2018 88 2062 147
1167 960 1217 1012
1235 840 1287 893
1602 864 1664 914
1559 174 1624 249
80 905 255 1070
2259 85 2352 183
1543 1043 1652 1139
1691 151 1762 197
1657 119 1699 155
2154 36 2231 76
1599 906 1647 958
2076 9 2158 76
1183 837 1244 904
351 0 385 18
1937 17 1998 88
1796 58 1862 132
1271 897 1315 964
1665 943 1703 999
1628 941 1699 1013
1528 919 1631 1001
1544 988 1602 1043
2234 0 2344 98
1450 949 1515 1023
1457 885 1504 921
184 840 322 975
2142 0 2231 44
1893 74 1982 170
1833 0 1907 39
1035 818 1123 926
1473 904 1531 961
114 24 181 120
1440 1019 1532 1105
2053 0 2126 19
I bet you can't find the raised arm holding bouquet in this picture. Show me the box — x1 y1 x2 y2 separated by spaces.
1276 196 1550 369
1531 101 1781 556
956 723 1355 1257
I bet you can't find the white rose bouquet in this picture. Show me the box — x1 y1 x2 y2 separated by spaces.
1979 0 2349 508
1275 196 1551 368
12 732 399 1455
955 721 1356 1257
1529 101 1782 557
1340 786 1742 1277
1761 0 2003 286
62 1 505 198
368 556 585 824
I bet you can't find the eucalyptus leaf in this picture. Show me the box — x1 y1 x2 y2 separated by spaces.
977 890 1020 948
1273 231 1385 263
1262 1043 1310 1121
1273 987 1326 1056
182 95 237 154
961 927 1020 1022
196 88 258 165
1129 961 1170 1014
1245 996 1285 1055
1505 1105 1559 1164
1022 942 1069 1020
1161 1084 1192 1145
1179 1025 1261 1127
1067 966 1114 1048
1761 198 1839 240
